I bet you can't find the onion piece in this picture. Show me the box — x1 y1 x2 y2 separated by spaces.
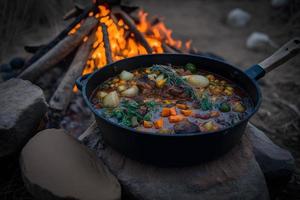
96 91 108 99
184 75 209 88
156 74 165 81
117 85 127 92
121 85 139 97
147 74 157 81
119 70 134 81
103 91 120 108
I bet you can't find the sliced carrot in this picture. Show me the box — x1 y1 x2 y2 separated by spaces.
176 104 188 110
181 109 193 116
168 115 184 123
161 108 171 117
143 121 153 128
154 118 164 129
209 111 220 118
170 107 177 116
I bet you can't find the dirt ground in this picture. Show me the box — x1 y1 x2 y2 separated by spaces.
1 0 299 199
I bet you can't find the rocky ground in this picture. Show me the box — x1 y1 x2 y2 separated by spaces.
0 0 299 199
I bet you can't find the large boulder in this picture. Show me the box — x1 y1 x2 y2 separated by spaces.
248 123 295 195
20 129 121 200
83 126 269 200
0 78 47 158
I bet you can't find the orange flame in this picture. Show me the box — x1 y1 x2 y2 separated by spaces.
73 5 191 92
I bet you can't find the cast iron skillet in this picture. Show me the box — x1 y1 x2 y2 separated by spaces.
76 38 300 166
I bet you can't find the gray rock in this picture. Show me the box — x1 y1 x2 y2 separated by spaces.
226 8 251 27
0 78 48 158
20 129 121 200
248 123 295 186
10 57 25 70
83 127 269 200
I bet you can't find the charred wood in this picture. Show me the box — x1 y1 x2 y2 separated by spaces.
101 23 113 64
24 44 46 54
112 7 153 54
23 4 97 69
63 6 83 21
49 31 96 113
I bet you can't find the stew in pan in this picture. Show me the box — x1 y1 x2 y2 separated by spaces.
90 64 254 134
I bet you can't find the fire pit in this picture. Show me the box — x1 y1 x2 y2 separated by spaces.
15 1 201 137
0 1 298 199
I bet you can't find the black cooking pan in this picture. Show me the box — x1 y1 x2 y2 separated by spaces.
76 38 300 166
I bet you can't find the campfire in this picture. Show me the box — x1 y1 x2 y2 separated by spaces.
72 4 191 89
16 1 195 135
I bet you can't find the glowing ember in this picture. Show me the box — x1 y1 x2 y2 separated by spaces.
72 5 191 91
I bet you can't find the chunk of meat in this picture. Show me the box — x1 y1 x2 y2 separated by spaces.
168 86 184 96
173 119 200 134
136 76 155 90
136 76 156 95
138 105 148 116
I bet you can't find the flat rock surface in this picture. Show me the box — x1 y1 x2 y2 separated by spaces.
83 125 269 200
20 129 121 200
0 78 47 158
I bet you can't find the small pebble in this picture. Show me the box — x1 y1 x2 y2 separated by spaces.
10 57 25 70
246 32 277 50
226 8 251 27
0 63 12 72
271 0 289 8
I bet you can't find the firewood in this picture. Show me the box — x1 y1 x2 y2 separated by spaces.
162 43 179 54
49 31 96 113
24 44 46 54
24 4 97 69
101 23 113 64
18 17 98 81
112 7 153 54
63 6 83 21
78 121 97 141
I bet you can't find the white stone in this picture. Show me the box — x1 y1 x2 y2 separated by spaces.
246 32 276 50
271 0 289 8
226 8 251 27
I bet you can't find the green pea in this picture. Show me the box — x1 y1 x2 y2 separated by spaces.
219 102 231 112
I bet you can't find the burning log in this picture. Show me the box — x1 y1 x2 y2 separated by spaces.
18 17 98 81
49 31 96 113
162 43 179 54
101 23 113 64
112 7 153 54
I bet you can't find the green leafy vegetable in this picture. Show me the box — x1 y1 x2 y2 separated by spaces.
143 112 152 121
201 96 213 111
108 100 142 127
185 63 197 73
219 102 231 112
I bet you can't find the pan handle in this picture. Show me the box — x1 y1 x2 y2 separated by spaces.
245 37 300 80
75 73 92 91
